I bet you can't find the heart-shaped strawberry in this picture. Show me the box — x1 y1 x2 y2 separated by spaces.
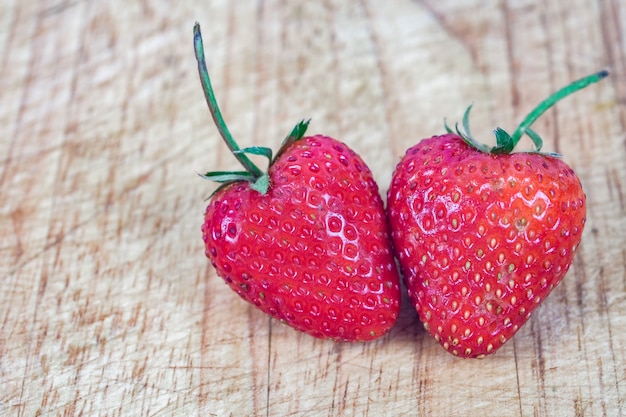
387 71 607 357
194 23 400 341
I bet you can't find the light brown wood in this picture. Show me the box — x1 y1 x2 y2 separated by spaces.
1 0 624 415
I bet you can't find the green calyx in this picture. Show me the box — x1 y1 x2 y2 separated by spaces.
194 22 309 195
445 70 609 156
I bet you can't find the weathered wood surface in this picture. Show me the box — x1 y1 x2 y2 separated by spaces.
1 0 624 416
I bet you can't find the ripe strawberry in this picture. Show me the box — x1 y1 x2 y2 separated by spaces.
193 23 400 341
387 71 608 357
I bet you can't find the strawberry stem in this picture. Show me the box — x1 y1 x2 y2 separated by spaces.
509 70 609 147
193 22 264 178
447 69 609 155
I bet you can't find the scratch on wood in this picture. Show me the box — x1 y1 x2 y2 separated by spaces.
411 0 481 66
359 0 397 157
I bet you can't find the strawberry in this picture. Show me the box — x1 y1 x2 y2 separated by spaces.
387 71 608 357
193 23 400 341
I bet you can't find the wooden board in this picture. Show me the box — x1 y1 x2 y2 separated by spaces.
1 0 625 415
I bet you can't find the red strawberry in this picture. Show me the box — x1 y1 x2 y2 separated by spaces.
387 71 608 357
193 23 400 341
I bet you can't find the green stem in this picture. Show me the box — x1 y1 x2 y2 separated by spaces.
510 70 609 146
193 23 263 178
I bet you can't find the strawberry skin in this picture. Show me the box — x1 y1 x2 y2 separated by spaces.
203 135 401 341
387 133 586 357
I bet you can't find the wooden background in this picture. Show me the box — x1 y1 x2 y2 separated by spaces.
1 0 624 416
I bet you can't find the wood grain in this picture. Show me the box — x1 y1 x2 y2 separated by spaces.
1 0 624 416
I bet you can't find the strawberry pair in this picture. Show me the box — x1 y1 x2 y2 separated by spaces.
194 24 607 357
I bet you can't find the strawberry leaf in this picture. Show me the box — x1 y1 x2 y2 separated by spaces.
198 171 256 183
250 173 270 194
491 128 515 154
446 105 491 153
274 119 310 162
234 146 273 160
462 103 474 139
234 146 273 171
523 127 543 152
198 169 269 196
